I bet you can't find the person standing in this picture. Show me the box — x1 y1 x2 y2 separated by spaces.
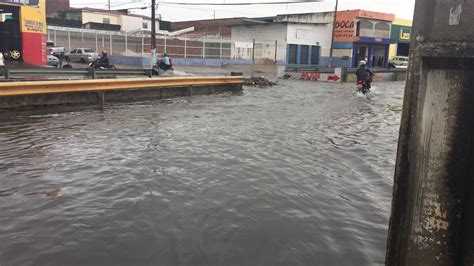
0 52 5 76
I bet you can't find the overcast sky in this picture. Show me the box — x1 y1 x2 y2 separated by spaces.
70 0 416 22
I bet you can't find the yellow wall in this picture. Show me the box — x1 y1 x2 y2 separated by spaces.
389 18 413 58
393 18 413 27
82 12 120 25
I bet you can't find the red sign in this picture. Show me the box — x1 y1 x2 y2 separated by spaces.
328 75 341 82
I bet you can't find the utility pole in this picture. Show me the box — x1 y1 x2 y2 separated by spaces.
151 0 157 67
108 0 111 11
328 0 338 68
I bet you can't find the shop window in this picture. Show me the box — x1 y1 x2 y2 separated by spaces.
311 46 320 65
300 45 309 65
143 22 148 29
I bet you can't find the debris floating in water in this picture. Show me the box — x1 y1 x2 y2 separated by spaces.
244 77 276 88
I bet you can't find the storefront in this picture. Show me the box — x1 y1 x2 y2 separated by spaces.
0 0 46 65
389 20 412 58
333 10 395 68
353 37 393 68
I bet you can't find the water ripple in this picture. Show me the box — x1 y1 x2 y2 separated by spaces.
0 80 404 265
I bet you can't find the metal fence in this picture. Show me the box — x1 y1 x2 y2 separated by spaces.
47 26 286 64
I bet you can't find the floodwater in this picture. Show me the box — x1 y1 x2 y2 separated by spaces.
0 80 404 266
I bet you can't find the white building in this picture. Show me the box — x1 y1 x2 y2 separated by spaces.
231 12 334 65
49 8 160 33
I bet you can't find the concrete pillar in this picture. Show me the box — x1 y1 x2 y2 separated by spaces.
67 31 71 51
109 33 113 55
386 1 474 265
125 33 128 53
95 32 98 52
184 33 187 59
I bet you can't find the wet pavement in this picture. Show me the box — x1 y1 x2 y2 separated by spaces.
0 80 405 265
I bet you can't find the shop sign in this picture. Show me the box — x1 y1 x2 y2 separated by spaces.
334 12 357 42
0 0 39 5
400 28 411 41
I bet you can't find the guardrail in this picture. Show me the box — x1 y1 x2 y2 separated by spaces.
4 68 154 80
0 76 244 97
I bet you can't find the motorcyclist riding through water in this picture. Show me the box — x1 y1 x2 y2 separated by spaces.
355 60 374 94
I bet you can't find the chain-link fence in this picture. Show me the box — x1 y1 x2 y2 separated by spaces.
47 26 286 64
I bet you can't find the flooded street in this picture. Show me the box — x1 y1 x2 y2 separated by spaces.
0 80 404 266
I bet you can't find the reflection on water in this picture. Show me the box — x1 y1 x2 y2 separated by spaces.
0 81 404 266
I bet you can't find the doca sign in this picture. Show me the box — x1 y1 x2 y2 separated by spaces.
335 20 355 41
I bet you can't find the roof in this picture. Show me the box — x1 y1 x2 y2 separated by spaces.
171 17 245 24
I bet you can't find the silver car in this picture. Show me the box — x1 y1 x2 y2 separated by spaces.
65 48 99 63
47 54 59 67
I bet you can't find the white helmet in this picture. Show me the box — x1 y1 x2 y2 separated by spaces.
359 60 367 66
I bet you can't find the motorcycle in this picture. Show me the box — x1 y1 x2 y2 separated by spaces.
89 59 116 70
152 60 174 76
356 80 370 94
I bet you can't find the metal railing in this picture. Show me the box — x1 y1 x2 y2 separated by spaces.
4 68 153 80
47 26 286 63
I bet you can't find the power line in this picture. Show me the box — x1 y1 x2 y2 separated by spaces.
158 0 325 5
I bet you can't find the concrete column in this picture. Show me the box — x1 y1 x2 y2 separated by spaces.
274 40 278 64
219 37 223 60
125 33 128 53
386 1 474 265
67 30 71 51
109 33 113 55
202 37 206 59
95 32 98 52
184 33 187 59
368 44 374 67
164 35 167 53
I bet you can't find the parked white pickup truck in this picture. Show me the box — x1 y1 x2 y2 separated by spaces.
46 41 65 57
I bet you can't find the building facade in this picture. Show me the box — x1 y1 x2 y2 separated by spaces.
46 0 70 14
389 18 412 58
47 8 161 33
231 13 333 65
231 10 395 67
172 18 246 38
333 10 395 68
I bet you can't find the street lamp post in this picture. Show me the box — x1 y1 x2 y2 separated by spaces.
328 0 339 68
151 0 157 68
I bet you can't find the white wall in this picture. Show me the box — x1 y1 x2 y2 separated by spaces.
287 23 333 57
82 12 120 25
120 15 144 33
231 23 288 61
